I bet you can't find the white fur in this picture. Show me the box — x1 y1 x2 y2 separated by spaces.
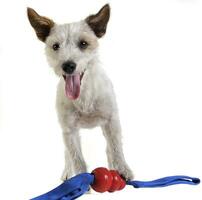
45 20 134 180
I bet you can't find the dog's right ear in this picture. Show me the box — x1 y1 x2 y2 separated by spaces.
85 4 110 38
27 8 54 42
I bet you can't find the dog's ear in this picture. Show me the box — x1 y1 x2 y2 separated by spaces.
85 4 110 38
27 8 54 42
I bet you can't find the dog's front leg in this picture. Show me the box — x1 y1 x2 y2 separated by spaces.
61 131 87 181
102 117 134 180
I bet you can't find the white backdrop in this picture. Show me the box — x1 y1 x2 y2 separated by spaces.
0 0 202 199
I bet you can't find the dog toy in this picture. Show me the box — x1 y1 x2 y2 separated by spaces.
31 167 200 200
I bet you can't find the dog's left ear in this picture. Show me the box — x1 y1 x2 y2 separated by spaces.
27 7 54 42
86 4 110 38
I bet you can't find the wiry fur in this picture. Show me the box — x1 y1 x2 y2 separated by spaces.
27 4 134 181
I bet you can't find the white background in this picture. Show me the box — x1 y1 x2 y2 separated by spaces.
0 0 202 199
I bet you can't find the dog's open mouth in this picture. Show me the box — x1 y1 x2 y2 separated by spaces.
63 72 84 100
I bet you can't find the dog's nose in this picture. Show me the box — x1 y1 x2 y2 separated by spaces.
62 61 76 74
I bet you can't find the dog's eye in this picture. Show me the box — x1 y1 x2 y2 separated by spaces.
78 40 88 50
52 43 60 51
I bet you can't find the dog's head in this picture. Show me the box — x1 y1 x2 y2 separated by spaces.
27 5 110 100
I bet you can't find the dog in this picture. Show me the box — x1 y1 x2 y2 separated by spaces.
27 4 133 181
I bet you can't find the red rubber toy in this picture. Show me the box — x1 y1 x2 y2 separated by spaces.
109 170 123 192
91 167 113 192
118 176 126 190
91 167 126 193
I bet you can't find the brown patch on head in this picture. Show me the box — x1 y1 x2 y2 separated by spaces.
79 33 98 52
85 4 110 38
27 7 54 42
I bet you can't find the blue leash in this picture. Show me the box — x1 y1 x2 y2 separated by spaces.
31 173 94 200
31 173 200 200
127 175 200 188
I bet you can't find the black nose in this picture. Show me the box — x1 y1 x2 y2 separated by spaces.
62 61 76 74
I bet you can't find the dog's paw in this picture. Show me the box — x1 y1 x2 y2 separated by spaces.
61 169 72 181
113 164 134 181
86 188 93 194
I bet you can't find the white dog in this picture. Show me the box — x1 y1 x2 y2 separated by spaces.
27 4 133 181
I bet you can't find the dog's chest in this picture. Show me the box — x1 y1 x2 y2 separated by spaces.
75 108 107 129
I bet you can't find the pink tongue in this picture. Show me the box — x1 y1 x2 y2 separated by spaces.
65 74 81 100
